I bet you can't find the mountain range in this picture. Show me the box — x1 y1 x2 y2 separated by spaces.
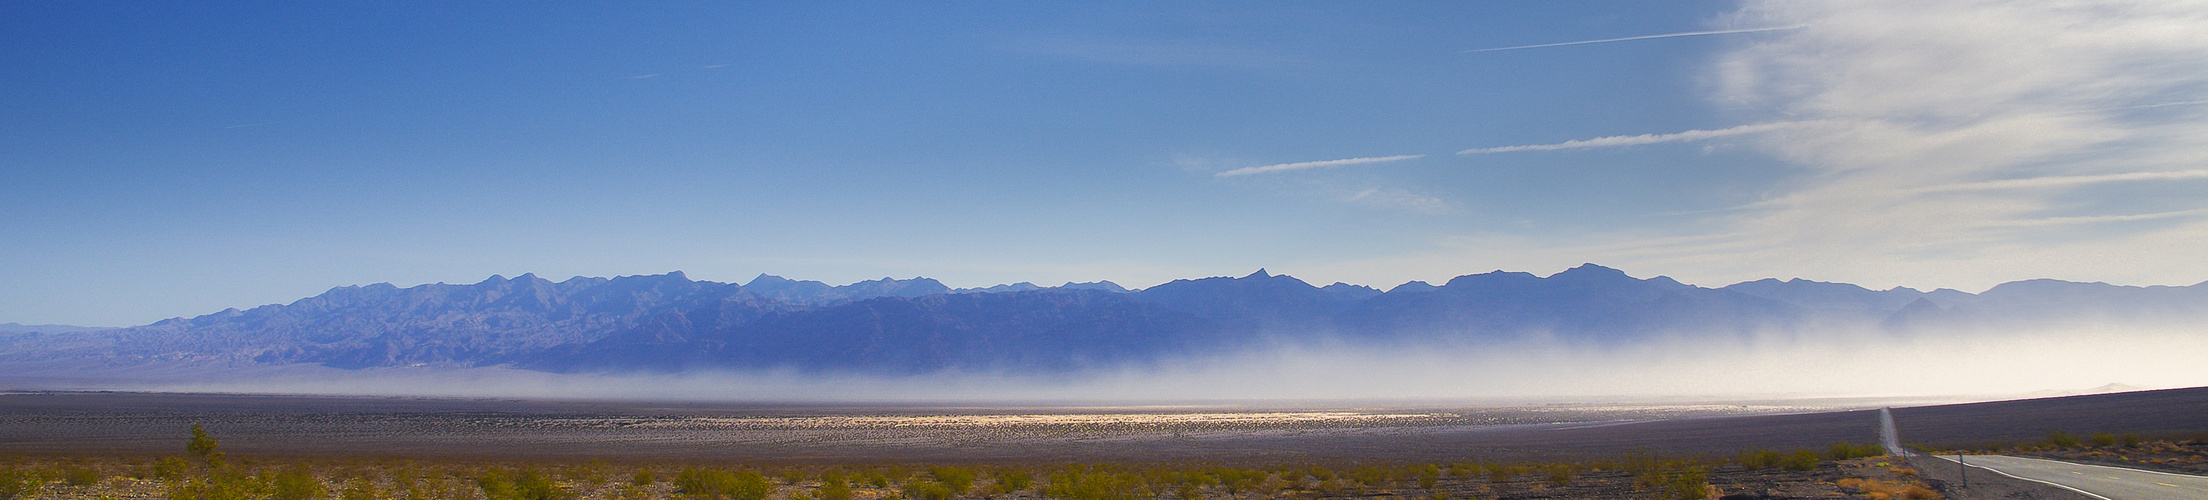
4 265 2204 376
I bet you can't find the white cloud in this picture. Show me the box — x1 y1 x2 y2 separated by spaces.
1909 170 2208 194
1456 122 1796 154
1465 25 1805 53
1214 154 1425 177
1672 0 2208 289
1327 1 2208 292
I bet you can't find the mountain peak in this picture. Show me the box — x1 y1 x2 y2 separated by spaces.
1551 263 1629 280
1244 269 1271 279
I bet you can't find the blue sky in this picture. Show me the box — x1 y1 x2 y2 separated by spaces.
7 1 2207 326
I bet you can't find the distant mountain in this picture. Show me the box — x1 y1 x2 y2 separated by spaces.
5 265 2205 377
1342 264 1798 341
1133 269 1366 334
532 289 1228 375
741 274 951 304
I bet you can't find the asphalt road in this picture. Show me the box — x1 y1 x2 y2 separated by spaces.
1934 454 2208 500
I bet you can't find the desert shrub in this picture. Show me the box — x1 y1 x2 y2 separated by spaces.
151 457 192 481
188 424 220 458
569 460 610 486
0 467 31 500
1346 466 1388 487
902 480 953 500
1545 464 1574 486
674 468 768 500
2089 433 2118 447
1486 463 1515 483
818 474 853 500
1417 465 1440 489
631 468 656 487
2046 430 2080 448
1778 450 1820 471
62 465 100 487
1827 442 1885 460
1631 462 1707 500
340 477 379 500
2121 434 2142 447
1738 449 1782 470
1210 468 1265 495
929 466 975 494
778 468 807 486
272 466 325 500
1838 478 1944 500
863 471 890 489
478 468 567 500
167 468 270 500
988 469 1031 495
1044 469 1141 500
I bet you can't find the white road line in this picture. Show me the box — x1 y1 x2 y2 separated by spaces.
1934 455 2114 500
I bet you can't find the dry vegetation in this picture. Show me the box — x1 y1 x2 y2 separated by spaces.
0 427 1959 500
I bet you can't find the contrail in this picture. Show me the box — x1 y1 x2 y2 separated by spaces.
1215 155 1425 177
1466 25 1805 53
1458 122 1792 155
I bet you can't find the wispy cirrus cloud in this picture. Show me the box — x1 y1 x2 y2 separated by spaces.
1456 122 1796 155
1643 0 2208 289
1338 1 2208 292
1909 170 2208 194
1466 25 1805 53
1214 154 1425 177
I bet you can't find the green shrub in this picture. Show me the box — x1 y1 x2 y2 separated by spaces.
2047 430 2080 448
1826 442 1884 460
988 469 1031 495
1779 450 1820 471
631 469 655 487
2121 433 2142 447
1486 464 1515 483
478 468 567 500
1631 460 1707 500
929 467 975 495
674 468 768 500
1545 464 1574 486
63 466 100 487
818 474 853 500
570 460 610 486
902 480 953 500
187 424 220 458
166 468 270 500
340 478 378 500
0 467 31 500
1738 449 1782 470
1044 469 1141 500
2089 433 2117 447
272 466 325 500
152 457 191 481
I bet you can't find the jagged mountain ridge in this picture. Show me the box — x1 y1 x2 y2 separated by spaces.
6 265 2205 375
